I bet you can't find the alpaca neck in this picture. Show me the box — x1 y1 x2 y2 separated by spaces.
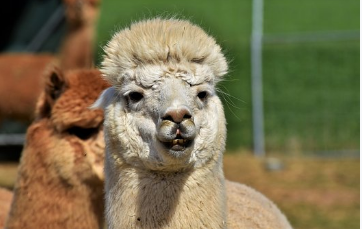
6 123 103 229
106 156 227 229
8 175 103 229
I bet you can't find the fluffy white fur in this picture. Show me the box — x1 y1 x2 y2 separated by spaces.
95 18 292 229
101 18 228 86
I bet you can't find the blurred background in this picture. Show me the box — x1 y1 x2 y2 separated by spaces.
0 0 359 228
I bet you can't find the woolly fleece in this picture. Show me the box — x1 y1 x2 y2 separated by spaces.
5 68 109 229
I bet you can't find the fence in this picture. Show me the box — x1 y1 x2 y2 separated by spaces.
250 0 359 157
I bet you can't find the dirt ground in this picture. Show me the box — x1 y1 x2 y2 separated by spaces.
223 152 360 229
0 152 359 229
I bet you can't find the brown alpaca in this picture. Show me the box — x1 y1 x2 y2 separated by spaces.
4 68 109 229
0 54 55 123
59 0 100 70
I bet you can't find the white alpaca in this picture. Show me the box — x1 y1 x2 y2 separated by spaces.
94 18 292 229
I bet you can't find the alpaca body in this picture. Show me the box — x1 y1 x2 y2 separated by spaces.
105 152 226 229
226 180 292 229
6 120 104 229
0 54 54 122
60 0 100 70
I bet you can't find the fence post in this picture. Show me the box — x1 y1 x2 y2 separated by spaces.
251 0 265 157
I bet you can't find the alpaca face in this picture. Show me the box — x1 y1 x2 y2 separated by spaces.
35 69 109 184
97 18 228 171
97 64 226 171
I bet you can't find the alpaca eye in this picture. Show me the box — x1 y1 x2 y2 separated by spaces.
197 91 208 101
128 92 144 103
66 126 99 140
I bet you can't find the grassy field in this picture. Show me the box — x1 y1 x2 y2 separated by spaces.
0 152 359 229
263 41 360 152
95 0 359 152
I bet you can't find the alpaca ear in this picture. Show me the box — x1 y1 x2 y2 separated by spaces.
36 67 68 118
45 67 67 102
91 87 116 110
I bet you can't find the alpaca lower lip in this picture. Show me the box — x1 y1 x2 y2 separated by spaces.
161 139 192 151
171 144 186 151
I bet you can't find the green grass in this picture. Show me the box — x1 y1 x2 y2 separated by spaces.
264 0 360 33
95 0 359 152
263 41 360 152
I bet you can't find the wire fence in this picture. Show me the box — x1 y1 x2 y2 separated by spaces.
263 30 360 44
260 30 359 158
250 0 359 158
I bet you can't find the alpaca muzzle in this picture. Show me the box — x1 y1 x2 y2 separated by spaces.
156 118 196 152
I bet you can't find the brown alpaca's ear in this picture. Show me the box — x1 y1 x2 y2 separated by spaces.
36 67 68 118
45 67 67 102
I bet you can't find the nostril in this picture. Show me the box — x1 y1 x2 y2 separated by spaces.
162 108 192 123
183 114 192 120
163 115 174 122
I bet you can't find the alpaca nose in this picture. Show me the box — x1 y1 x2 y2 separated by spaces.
162 107 192 123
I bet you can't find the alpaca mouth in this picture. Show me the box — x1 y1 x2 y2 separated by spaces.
157 120 196 152
161 136 192 151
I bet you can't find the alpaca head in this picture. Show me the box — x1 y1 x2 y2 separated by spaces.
35 67 109 184
95 18 228 172
63 0 100 27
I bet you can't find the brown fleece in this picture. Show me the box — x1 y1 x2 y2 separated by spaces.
0 188 12 227
226 180 292 229
59 0 100 70
5 68 109 229
0 54 55 122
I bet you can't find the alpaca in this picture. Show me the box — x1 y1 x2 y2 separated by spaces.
94 18 292 228
59 0 100 70
5 67 109 229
